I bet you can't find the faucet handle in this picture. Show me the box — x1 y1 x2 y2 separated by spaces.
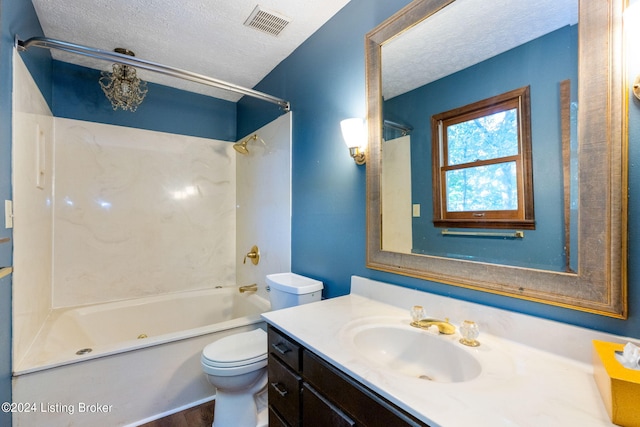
243 245 260 265
410 305 425 322
459 320 480 347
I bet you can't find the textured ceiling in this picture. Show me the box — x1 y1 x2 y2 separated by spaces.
383 0 578 100
29 0 352 102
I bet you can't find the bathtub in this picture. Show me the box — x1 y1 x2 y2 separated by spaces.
13 287 271 426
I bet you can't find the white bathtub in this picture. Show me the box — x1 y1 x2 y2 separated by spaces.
13 287 271 426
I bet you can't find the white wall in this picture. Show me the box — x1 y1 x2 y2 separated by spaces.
236 113 292 299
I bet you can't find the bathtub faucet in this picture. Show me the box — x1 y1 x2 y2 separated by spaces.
239 283 258 294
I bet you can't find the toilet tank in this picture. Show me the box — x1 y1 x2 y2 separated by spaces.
266 273 323 310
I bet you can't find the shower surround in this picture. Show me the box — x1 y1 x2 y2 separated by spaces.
51 118 236 307
13 48 238 361
12 52 292 425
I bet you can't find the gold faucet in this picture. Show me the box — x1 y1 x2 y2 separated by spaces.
411 318 456 335
239 283 258 293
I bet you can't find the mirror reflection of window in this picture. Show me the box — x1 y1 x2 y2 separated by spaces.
445 109 519 211
431 86 535 229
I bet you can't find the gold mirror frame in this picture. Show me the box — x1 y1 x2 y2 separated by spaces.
365 0 628 317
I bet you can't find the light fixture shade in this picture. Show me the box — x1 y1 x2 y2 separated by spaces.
340 118 367 165
340 118 367 149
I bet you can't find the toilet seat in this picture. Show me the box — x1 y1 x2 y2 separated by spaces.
203 353 267 368
201 329 267 376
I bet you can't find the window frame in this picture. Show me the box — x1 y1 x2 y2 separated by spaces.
431 86 535 229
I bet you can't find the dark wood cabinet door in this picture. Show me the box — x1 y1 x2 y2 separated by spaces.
302 383 355 427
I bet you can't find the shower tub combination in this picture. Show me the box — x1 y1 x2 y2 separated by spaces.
12 286 270 427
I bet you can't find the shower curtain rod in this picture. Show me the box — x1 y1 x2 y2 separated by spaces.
383 119 412 135
16 36 291 112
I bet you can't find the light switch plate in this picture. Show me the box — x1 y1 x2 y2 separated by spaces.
412 203 421 217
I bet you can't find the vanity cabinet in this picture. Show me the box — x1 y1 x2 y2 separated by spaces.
267 325 429 427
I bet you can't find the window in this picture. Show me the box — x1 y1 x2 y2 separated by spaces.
431 86 534 229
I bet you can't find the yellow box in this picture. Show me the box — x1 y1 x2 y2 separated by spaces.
593 340 640 427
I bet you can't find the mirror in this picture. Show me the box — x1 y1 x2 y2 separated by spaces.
365 0 627 317
381 0 577 272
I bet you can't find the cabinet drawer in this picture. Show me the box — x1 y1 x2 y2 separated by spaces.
268 326 302 371
268 355 301 426
303 351 428 427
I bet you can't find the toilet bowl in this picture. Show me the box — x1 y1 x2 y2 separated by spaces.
201 273 323 427
201 328 268 427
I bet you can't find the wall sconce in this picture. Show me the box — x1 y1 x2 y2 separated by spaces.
340 118 367 165
99 48 148 112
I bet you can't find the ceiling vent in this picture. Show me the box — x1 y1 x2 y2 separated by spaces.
244 6 291 37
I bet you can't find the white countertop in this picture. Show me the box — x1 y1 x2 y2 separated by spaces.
262 276 622 427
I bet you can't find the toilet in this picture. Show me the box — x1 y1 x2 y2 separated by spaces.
201 273 323 427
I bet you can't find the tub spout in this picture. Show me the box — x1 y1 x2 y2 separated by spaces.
239 283 258 293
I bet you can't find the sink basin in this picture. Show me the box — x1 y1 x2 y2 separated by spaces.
350 325 481 383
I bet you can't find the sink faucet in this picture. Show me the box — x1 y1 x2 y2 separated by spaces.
411 318 456 335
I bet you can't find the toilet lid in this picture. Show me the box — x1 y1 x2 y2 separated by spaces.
202 328 267 367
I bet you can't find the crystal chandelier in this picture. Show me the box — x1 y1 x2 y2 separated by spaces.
99 48 148 112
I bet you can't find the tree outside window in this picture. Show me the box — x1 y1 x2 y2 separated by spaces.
431 86 535 229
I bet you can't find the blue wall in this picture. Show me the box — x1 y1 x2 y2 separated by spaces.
52 61 237 141
238 0 640 338
0 274 10 424
384 25 578 271
238 0 409 298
